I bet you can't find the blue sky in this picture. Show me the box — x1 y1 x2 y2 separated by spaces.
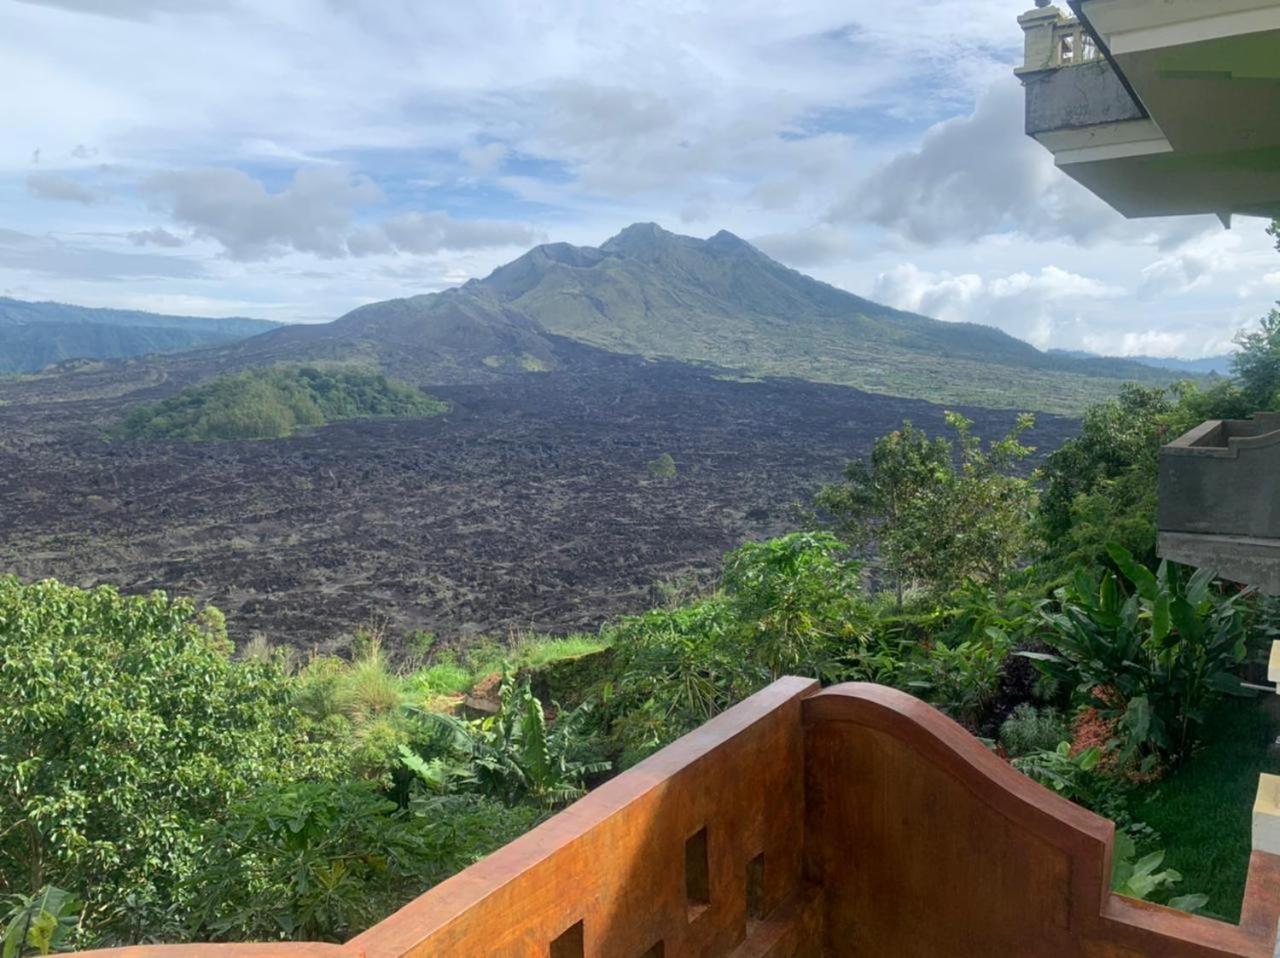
2 0 1277 357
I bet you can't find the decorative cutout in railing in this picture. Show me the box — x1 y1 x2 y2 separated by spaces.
1052 20 1102 67
1017 6 1107 75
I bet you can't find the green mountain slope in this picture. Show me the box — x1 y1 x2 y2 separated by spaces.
195 223 1181 414
0 297 280 373
466 223 1176 412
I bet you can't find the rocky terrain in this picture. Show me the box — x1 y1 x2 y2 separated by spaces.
0 340 1077 649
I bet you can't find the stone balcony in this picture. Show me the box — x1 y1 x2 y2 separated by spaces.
1016 1 1280 222
1160 414 1280 593
78 679 1280 958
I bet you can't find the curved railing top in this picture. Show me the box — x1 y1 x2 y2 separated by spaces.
803 682 1280 958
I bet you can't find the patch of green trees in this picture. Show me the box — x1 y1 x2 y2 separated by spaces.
118 365 447 441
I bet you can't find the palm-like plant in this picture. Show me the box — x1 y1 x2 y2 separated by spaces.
402 675 609 808
1025 544 1250 765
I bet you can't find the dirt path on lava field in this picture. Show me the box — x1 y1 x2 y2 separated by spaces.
0 357 1077 651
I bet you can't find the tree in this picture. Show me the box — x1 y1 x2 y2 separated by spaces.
1233 308 1280 411
814 421 950 604
0 578 337 943
1228 220 1280 410
1036 382 1248 571
816 415 1037 601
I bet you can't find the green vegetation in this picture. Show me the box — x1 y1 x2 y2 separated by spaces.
646 452 677 479
1026 547 1251 766
0 590 603 951
0 578 336 943
815 412 1035 600
118 365 447 441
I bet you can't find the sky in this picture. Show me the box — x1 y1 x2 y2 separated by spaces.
2 0 1277 358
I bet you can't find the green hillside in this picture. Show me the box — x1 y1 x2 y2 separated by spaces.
118 365 447 441
467 223 1178 413
0 297 279 373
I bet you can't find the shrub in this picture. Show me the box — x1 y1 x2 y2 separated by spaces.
604 533 866 764
646 452 677 479
0 578 336 943
402 675 610 808
187 781 537 943
999 704 1069 757
2 886 82 957
903 633 1010 728
1026 545 1252 766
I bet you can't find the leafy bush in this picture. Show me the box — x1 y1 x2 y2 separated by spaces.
118 365 447 441
0 578 337 943
999 704 1068 758
605 533 865 763
402 675 609 807
2 887 82 957
1026 545 1252 765
1111 833 1208 914
187 781 536 942
721 532 863 679
903 633 1010 728
646 452 677 479
1036 382 1249 572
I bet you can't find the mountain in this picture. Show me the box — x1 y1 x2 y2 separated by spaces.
0 297 280 373
1049 343 1228 373
201 224 1180 413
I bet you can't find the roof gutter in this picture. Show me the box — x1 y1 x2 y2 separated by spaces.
1067 0 1151 119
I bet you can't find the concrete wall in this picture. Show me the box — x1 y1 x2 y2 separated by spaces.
1024 59 1147 135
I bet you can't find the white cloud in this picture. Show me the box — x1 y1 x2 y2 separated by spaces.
139 166 538 262
0 227 203 280
872 263 1123 349
1082 330 1189 358
839 79 1130 246
27 171 98 204
140 166 382 261
347 211 541 257
1 0 1277 353
127 227 185 248
14 0 222 21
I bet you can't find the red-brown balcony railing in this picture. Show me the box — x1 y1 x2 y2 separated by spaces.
78 678 1280 958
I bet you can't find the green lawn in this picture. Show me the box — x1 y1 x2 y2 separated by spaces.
1129 697 1279 922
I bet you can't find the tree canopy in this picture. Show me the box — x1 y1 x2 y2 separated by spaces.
118 365 447 441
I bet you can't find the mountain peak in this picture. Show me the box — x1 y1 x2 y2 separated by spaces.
705 229 753 253
600 222 675 254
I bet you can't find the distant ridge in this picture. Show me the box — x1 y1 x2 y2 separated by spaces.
0 297 279 373
1050 348 1234 377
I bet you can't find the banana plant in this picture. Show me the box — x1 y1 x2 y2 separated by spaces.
2 887 81 957
402 674 609 808
1023 544 1250 765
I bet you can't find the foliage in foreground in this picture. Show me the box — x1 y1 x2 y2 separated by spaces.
0 577 337 942
1026 545 1253 766
188 782 535 942
118 365 447 441
0 582 562 949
